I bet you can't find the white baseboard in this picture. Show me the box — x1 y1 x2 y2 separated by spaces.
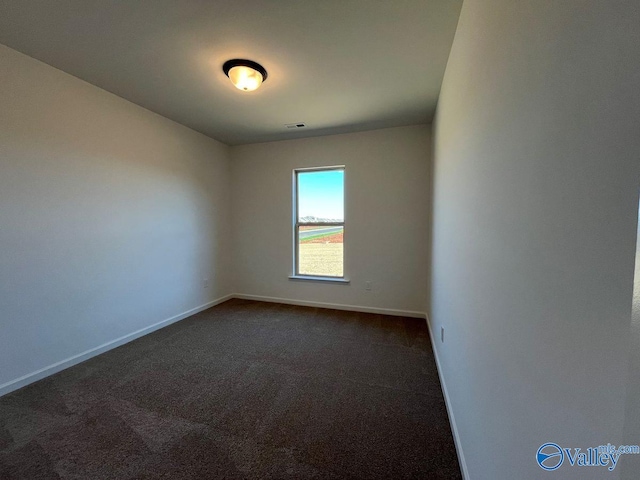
0 294 234 398
425 314 470 480
233 293 427 319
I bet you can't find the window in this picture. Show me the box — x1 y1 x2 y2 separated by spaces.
293 167 345 279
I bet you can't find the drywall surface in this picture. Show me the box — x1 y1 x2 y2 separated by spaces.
622 203 640 477
231 126 430 314
0 44 232 390
431 1 640 479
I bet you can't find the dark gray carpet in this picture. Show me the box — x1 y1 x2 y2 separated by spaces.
0 299 462 479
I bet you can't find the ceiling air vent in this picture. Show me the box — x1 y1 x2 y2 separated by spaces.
285 123 306 129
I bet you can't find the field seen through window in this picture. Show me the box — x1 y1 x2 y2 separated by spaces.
298 225 344 277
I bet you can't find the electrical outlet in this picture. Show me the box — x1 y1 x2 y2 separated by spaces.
203 278 209 288
441 326 445 343
365 281 372 291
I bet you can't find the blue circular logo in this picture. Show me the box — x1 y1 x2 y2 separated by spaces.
537 443 564 471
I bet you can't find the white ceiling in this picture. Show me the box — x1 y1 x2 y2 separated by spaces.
0 1 462 145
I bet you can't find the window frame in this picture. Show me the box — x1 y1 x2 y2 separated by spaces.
292 165 347 281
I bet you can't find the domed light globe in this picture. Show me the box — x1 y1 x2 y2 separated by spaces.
223 59 268 92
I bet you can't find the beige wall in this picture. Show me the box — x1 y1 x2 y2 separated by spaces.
0 44 233 393
431 1 640 479
624 203 640 477
231 125 430 315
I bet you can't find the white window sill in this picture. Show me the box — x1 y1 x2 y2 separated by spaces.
288 275 350 284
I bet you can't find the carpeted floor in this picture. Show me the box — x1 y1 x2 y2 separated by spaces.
0 299 462 479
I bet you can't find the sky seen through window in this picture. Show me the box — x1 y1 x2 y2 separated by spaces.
297 170 344 221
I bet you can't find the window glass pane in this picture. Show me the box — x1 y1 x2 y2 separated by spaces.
297 170 344 223
298 226 344 277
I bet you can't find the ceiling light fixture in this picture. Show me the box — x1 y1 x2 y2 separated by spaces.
222 59 268 92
